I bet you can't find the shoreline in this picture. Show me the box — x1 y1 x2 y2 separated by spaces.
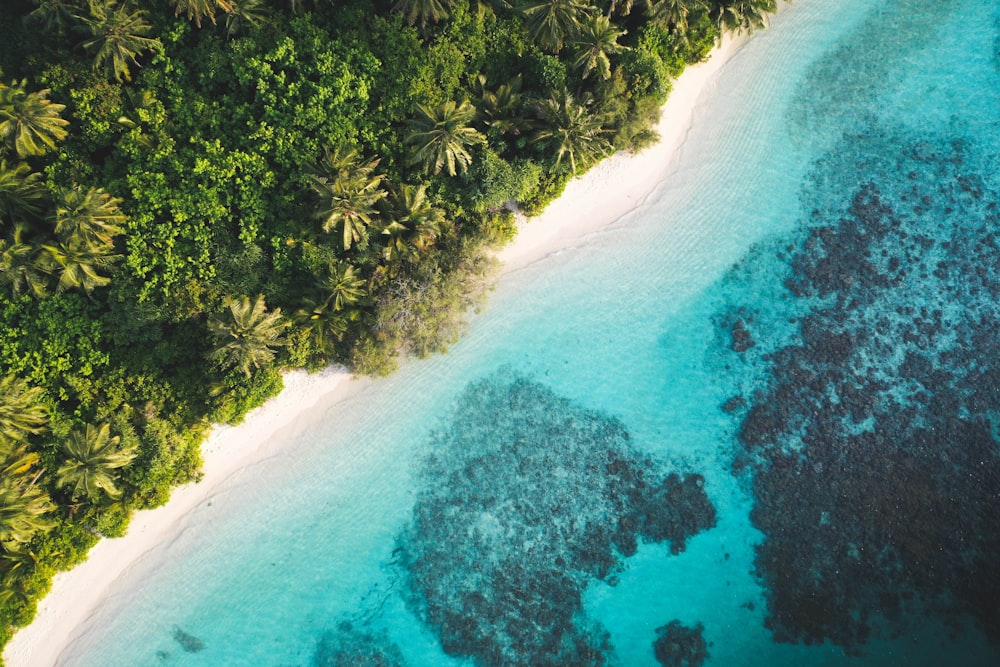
3 32 748 667
497 32 748 273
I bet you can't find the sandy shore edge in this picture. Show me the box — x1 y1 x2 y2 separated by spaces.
3 32 747 667
497 32 748 272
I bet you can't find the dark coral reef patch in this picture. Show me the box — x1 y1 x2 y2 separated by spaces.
728 128 1000 652
652 620 709 667
312 623 405 667
398 372 716 666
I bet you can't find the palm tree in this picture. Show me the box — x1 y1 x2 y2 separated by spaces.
0 475 54 551
28 0 84 35
0 80 70 158
393 0 455 28
76 0 162 83
309 145 387 251
170 0 232 28
475 75 532 137
381 221 419 266
469 0 512 19
0 547 38 605
293 297 350 358
1 444 42 479
208 295 289 376
533 91 611 173
381 183 446 265
56 423 137 502
606 0 647 16
294 260 366 357
0 229 50 298
520 0 596 53
405 99 485 176
0 376 47 453
224 0 269 38
650 0 705 36
714 0 776 34
571 14 628 80
320 260 367 312
0 160 48 222
51 185 125 246
39 236 118 295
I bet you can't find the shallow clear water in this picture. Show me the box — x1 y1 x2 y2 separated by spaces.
62 1 1000 665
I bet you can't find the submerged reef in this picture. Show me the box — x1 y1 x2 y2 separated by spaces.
312 623 405 667
398 373 716 666
728 128 1000 652
652 620 709 667
171 626 205 653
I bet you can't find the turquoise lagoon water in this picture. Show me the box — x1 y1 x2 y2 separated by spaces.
60 1 1000 665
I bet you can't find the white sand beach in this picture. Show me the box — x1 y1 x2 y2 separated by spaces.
3 32 747 667
497 32 748 273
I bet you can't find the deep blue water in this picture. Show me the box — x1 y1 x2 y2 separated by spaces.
55 0 1000 665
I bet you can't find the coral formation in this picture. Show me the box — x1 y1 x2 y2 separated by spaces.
652 620 709 667
171 626 205 653
399 373 716 665
312 623 405 667
727 128 1000 651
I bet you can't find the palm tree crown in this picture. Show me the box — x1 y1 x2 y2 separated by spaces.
0 80 70 158
520 0 597 53
208 295 289 377
321 260 368 313
393 0 456 28
405 99 485 176
715 0 777 34
571 15 629 80
224 0 270 38
0 160 48 222
475 75 532 138
170 0 232 28
77 0 162 82
40 236 119 295
381 183 446 265
0 227 49 298
0 475 54 551
533 91 611 174
28 0 83 35
0 376 48 454
309 145 387 251
56 423 137 502
51 185 126 246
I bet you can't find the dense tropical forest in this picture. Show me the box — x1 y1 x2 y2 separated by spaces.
0 0 777 653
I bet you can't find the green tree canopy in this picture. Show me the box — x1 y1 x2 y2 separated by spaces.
51 186 126 247
714 0 776 34
0 476 54 551
571 14 629 80
0 80 69 158
309 146 388 251
39 236 119 295
0 160 47 222
393 0 456 28
405 99 485 176
76 0 162 82
533 91 611 173
56 423 138 502
0 376 47 454
521 0 596 53
208 295 289 377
